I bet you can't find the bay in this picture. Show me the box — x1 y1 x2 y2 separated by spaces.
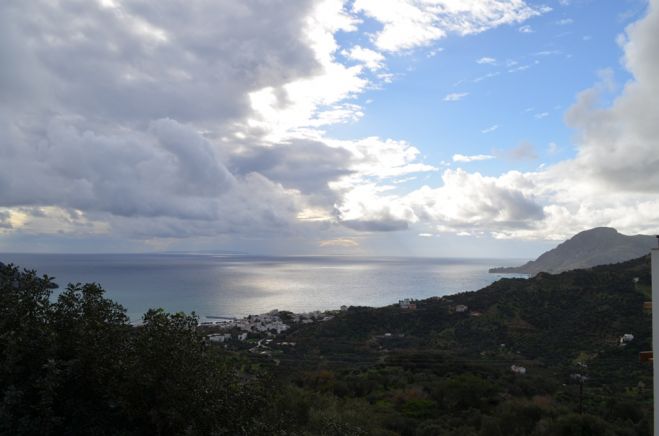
0 253 527 321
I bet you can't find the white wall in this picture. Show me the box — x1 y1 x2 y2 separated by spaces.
652 249 659 436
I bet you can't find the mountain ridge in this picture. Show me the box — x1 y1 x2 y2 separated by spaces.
489 227 657 275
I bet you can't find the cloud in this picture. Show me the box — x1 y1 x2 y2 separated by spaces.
245 0 369 141
502 142 539 160
352 0 548 52
228 138 354 206
327 0 659 241
0 0 343 240
0 0 321 124
340 1 659 240
452 154 495 162
481 125 499 133
319 238 359 247
342 45 385 70
561 0 659 193
443 92 469 101
556 18 574 25
508 64 531 73
518 24 533 33
0 210 13 230
335 182 415 232
476 56 497 64
473 72 500 82
341 218 409 232
2 0 658 250
403 169 545 232
426 48 444 58
534 50 562 56
534 112 549 119
327 136 437 180
547 142 560 154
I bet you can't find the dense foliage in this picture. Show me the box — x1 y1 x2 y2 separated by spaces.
269 256 654 435
0 263 274 435
0 255 654 435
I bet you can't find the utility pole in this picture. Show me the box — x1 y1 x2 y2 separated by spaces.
570 372 587 414
579 379 583 415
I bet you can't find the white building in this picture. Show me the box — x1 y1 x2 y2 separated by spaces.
511 365 526 375
455 304 468 313
620 333 634 344
207 333 231 343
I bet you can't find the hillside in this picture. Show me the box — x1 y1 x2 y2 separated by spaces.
268 255 653 435
1 256 654 435
282 255 652 364
489 227 657 275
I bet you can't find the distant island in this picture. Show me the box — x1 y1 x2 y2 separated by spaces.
489 227 657 275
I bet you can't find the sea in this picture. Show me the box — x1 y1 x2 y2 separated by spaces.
0 253 527 322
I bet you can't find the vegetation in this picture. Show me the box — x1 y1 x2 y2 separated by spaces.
0 256 654 435
0 264 276 435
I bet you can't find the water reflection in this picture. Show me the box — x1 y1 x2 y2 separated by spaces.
0 253 527 321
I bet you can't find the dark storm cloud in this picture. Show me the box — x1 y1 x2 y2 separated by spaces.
0 0 319 124
229 139 354 203
0 0 334 237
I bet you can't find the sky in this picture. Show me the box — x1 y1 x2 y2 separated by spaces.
1 0 658 258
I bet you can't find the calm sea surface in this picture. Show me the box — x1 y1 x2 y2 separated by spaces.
0 253 527 321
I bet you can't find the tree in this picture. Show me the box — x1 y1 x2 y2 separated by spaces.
0 264 273 436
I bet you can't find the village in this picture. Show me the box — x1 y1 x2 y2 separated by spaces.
201 296 639 376
202 307 341 347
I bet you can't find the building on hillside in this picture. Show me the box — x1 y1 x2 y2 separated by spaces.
207 333 231 343
620 333 634 345
398 299 417 310
510 365 526 375
455 304 468 313
570 373 588 382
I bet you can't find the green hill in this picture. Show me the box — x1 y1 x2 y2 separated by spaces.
270 255 653 435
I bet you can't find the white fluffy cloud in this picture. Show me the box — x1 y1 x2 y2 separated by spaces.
335 168 544 234
562 1 659 193
476 57 497 64
352 0 547 52
245 0 369 141
453 154 495 162
444 92 469 101
342 45 386 70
